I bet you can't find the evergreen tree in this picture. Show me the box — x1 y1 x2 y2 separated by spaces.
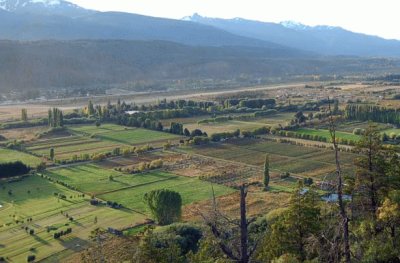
263 154 270 190
21 108 28 122
184 128 191 137
258 183 321 261
50 148 55 161
48 109 53 127
88 100 95 116
144 189 182 225
354 124 387 219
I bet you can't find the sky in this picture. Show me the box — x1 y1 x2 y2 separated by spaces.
69 0 400 40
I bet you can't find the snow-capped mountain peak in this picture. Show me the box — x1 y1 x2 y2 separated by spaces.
280 21 310 30
280 20 338 31
0 0 93 17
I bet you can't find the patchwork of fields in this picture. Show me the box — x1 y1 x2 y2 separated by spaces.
24 124 180 161
0 119 386 262
184 139 357 179
0 175 146 262
0 163 233 262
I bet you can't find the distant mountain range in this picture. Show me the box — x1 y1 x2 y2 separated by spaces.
0 0 399 93
0 0 300 52
183 13 400 57
0 0 399 57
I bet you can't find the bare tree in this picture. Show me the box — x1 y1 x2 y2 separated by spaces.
327 98 351 263
200 184 260 263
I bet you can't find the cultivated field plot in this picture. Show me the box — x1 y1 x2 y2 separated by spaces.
0 126 48 141
251 112 298 125
185 139 356 179
185 120 267 135
293 128 361 142
44 164 173 195
70 124 179 144
0 147 42 166
0 176 145 262
24 124 180 160
46 163 234 214
332 121 391 133
25 135 123 161
99 175 234 214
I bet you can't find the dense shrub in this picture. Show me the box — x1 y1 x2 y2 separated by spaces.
27 255 36 262
0 161 30 178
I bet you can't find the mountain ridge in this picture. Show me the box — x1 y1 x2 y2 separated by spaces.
183 13 400 57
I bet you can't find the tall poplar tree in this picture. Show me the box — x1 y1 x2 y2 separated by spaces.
263 154 270 190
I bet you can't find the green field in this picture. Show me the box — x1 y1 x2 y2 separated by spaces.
293 128 360 142
96 128 179 145
0 147 42 166
45 164 176 195
69 123 130 135
70 124 179 144
185 120 267 135
0 175 145 262
99 175 234 214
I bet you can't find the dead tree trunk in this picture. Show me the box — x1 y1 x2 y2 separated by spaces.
328 98 351 263
240 185 249 263
202 184 257 263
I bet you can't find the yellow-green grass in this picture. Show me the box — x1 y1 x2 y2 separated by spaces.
380 128 400 136
98 175 235 214
70 124 180 145
0 147 42 166
69 123 130 135
0 175 146 262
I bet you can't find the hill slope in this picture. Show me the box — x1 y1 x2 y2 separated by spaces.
0 40 398 91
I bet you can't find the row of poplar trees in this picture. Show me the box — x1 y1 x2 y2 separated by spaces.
48 108 64 128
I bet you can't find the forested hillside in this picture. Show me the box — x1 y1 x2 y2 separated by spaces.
0 40 399 92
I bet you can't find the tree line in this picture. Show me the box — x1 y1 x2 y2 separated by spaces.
345 104 400 125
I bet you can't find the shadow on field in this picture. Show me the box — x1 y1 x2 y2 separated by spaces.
34 235 50 245
61 237 90 252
